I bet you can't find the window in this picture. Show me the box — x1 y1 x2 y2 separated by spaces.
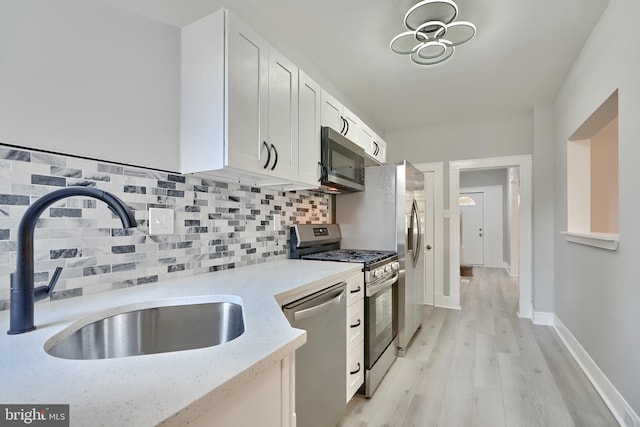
458 196 476 206
564 90 618 250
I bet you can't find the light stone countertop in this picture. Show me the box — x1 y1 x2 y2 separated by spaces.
0 259 362 427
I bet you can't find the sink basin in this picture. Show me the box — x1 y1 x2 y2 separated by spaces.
45 300 245 360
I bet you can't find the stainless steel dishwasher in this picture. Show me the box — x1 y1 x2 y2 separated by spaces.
283 281 347 427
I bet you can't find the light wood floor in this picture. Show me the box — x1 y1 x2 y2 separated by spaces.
338 267 618 427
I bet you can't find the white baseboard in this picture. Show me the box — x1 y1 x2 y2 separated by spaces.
554 315 640 427
503 262 519 277
517 299 532 319
532 311 554 326
434 293 461 310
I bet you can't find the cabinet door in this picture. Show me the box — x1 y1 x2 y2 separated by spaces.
358 123 375 153
374 136 386 163
226 11 269 175
267 49 299 181
298 71 321 187
341 105 360 141
346 341 365 402
321 90 344 133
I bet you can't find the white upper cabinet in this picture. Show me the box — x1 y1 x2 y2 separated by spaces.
297 71 322 188
321 90 344 133
358 123 386 165
321 90 361 146
266 49 299 183
370 133 386 164
181 9 301 186
226 12 270 177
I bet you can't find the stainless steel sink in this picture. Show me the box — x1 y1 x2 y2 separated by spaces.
45 301 245 360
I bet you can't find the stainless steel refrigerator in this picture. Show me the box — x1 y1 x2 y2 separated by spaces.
336 160 425 356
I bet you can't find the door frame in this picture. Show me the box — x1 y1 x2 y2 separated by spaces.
449 155 532 318
413 162 444 308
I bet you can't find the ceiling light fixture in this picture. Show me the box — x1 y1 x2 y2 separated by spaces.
390 0 476 66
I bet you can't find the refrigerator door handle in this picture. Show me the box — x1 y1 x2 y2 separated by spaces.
411 199 421 268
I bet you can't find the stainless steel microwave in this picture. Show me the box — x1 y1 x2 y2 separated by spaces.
320 126 365 193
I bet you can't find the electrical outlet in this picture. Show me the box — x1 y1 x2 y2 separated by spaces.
149 208 174 235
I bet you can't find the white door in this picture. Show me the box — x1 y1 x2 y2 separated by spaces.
423 172 435 305
460 192 484 265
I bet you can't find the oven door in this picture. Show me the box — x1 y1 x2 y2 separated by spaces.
364 273 399 368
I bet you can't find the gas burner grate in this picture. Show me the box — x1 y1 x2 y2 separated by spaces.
302 249 396 265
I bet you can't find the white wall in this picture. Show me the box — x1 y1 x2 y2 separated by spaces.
553 0 640 415
533 105 555 311
0 0 181 171
0 0 382 172
387 113 533 164
386 113 533 295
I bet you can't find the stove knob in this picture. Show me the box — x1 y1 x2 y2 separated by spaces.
384 265 392 274
392 262 400 271
375 268 383 278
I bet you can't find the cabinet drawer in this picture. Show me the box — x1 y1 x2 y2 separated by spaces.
346 300 364 352
345 272 364 305
346 343 364 402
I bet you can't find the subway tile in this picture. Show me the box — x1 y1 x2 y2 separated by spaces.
0 194 30 205
111 245 135 254
0 143 330 308
50 208 82 218
83 173 110 182
31 174 66 186
83 265 111 276
50 167 82 178
98 163 124 175
66 179 97 187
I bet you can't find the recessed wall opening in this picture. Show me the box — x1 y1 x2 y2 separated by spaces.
567 90 619 236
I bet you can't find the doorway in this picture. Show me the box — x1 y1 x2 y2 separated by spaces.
449 155 532 318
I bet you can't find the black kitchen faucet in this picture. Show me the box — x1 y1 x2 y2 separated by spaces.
7 187 137 334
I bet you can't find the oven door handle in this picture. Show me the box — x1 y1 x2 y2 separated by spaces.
368 272 399 297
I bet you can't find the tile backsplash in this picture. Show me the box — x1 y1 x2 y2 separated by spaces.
0 145 330 310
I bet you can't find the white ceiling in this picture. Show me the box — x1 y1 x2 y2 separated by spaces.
98 0 610 133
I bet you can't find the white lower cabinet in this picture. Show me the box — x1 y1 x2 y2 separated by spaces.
347 343 365 401
345 272 365 402
189 354 296 427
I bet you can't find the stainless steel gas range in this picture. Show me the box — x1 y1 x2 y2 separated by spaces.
290 224 399 398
